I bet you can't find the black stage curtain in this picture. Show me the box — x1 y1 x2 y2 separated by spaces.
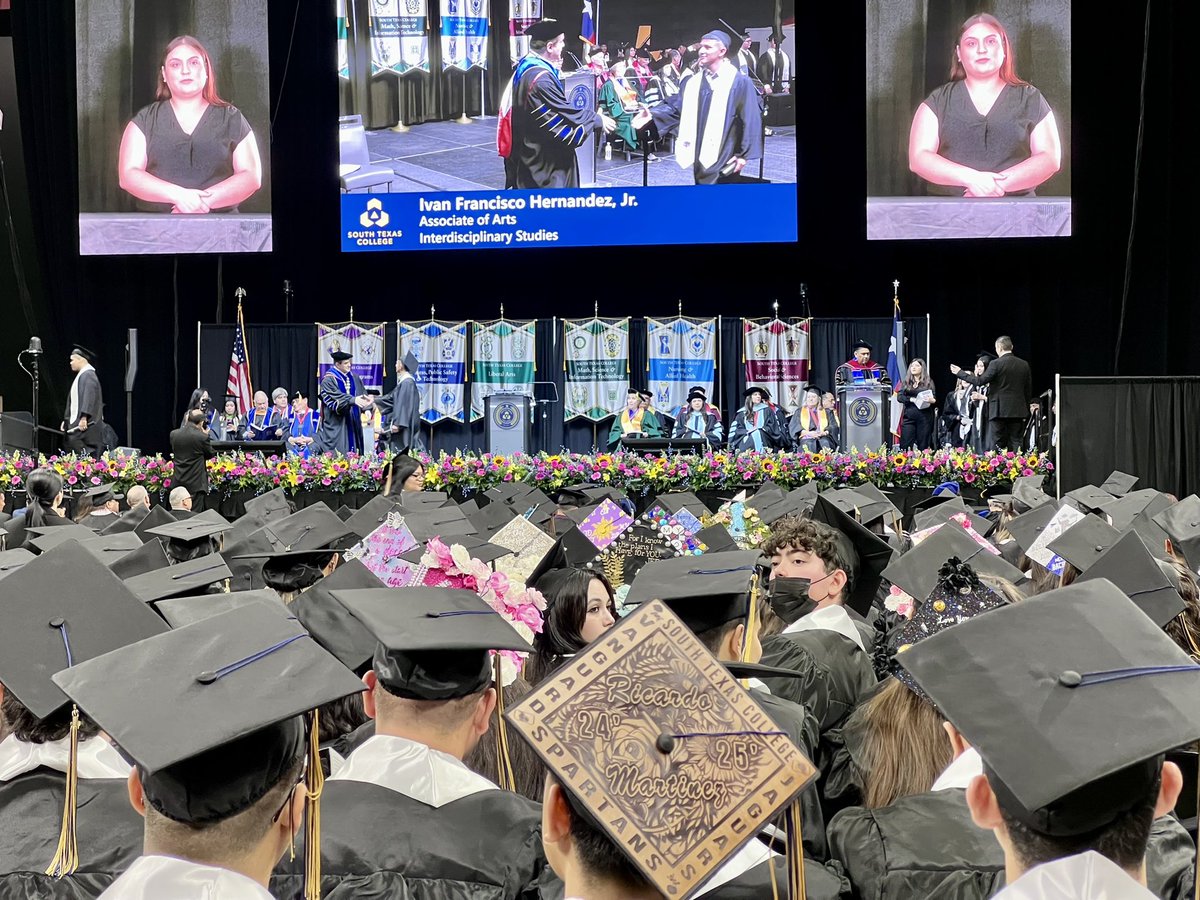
808 317 930 392
198 324 318 412
1057 378 1200 500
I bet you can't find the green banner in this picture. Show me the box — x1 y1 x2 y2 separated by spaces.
471 319 536 421
564 317 629 422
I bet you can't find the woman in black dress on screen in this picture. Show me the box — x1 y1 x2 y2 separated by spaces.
118 35 263 213
908 13 1061 198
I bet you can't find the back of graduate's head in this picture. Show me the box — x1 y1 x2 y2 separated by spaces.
542 772 653 895
364 664 495 757
24 467 63 527
0 682 100 744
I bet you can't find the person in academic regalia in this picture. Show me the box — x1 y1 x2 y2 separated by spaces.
271 586 560 900
214 395 242 442
241 391 285 442
0 543 167 900
62 346 105 456
789 385 839 452
375 352 422 455
286 390 319 458
728 386 787 452
632 30 763 184
758 32 791 95
5 468 73 551
834 339 891 389
311 351 372 457
608 387 662 450
181 388 222 439
76 483 123 529
509 20 614 189
671 387 724 446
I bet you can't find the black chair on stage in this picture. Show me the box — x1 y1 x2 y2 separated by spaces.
338 115 397 193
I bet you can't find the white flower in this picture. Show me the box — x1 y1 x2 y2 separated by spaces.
450 543 473 572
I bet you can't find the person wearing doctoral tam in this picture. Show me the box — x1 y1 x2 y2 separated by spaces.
272 586 560 900
608 386 663 450
671 386 724 447
375 351 423 455
506 597 850 900
835 339 890 389
894 579 1200 900
311 350 371 457
0 542 167 899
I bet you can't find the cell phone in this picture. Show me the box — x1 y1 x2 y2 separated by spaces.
720 158 738 176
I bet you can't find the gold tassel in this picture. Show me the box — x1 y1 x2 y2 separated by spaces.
741 574 760 667
45 705 80 877
766 815 781 900
786 801 806 899
493 655 517 792
304 710 324 900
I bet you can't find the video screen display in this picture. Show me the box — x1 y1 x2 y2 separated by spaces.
337 0 797 251
865 1 1071 240
75 0 271 255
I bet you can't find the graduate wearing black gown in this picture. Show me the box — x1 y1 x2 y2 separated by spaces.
375 351 423 455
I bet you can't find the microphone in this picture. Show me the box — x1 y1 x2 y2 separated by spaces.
235 287 247 300
564 49 584 69
26 337 42 355
283 279 293 295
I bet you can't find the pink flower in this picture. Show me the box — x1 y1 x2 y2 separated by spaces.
511 602 544 633
425 536 456 570
486 570 511 599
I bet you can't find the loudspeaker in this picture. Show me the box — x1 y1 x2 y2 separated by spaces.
125 328 138 391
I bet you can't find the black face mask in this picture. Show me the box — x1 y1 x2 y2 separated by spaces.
768 572 835 625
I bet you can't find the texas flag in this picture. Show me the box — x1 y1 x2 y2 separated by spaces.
580 0 596 44
886 300 906 440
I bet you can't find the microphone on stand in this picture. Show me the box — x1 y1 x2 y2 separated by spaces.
26 336 42 355
564 49 585 69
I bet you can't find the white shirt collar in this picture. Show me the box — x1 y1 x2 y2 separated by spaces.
0 733 131 782
931 747 983 792
329 733 498 807
993 851 1156 900
98 855 274 899
782 604 868 653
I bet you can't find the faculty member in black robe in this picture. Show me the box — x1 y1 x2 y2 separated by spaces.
634 30 763 184
375 351 423 455
62 346 105 456
311 351 372 457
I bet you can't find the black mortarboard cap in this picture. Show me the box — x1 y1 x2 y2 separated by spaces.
110 537 171 579
466 499 518 538
1077 531 1185 627
126 554 233 603
76 531 144 562
260 504 353 553
332 586 532 699
28 524 102 553
145 509 233 544
243 488 292 523
1006 501 1061 554
400 535 512 566
624 550 761 632
808 495 894 616
398 507 478 542
394 490 450 512
749 479 786 509
820 488 868 520
155 589 290 629
344 495 404 539
743 385 771 400
755 491 815 526
329 350 353 362
853 482 903 530
0 548 34 580
523 18 565 41
0 542 167 718
1127 512 1174 562
85 483 123 505
883 525 1024 602
401 350 420 375
334 505 354 522
1012 475 1052 513
1046 515 1121 573
1063 484 1116 514
850 338 872 352
657 491 708 518
896 580 1200 837
99 505 150 536
133 506 177 542
53 604 363 823
1099 470 1139 498
70 345 97 364
290 559 385 674
911 495 969 532
1154 495 1200 573
1100 490 1173 532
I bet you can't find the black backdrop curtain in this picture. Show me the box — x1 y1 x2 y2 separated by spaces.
198 323 317 413
809 317 929 391
1057 378 1200 500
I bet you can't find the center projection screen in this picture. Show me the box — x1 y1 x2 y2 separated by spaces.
337 0 798 251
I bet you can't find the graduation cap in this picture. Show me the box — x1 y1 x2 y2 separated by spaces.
820 488 868 520
656 491 708 518
145 510 233 561
399 535 512 567
895 580 1200 837
334 505 354 522
853 482 903 531
625 549 762 633
754 490 815 526
291 559 387 674
1012 475 1053 513
466 499 518 538
332 586 532 700
523 19 565 41
1127 511 1174 562
1004 501 1061 554
110 537 171 579
850 338 872 353
52 603 363 828
1154 495 1200 574
1099 489 1173 532
69 345 97 364
0 547 35 580
398 507 479 542
1063 484 1116 514
1046 515 1121 573
243 488 292 523
506 598 817 900
1076 531 1185 627
27 524 102 554
0 542 168 719
84 483 123 505
344 495 404 539
700 28 732 49
808 495 894 616
911 495 969 533
98 504 150 536
131 505 177 542
329 349 353 362
1099 470 1139 498
743 385 772 400
883 525 1023 609
76 531 144 562
394 490 450 512
155 589 290 629
126 554 233 603
260 504 353 553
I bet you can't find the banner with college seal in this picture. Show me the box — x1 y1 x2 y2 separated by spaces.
370 0 431 74
742 317 811 413
646 316 716 418
399 320 469 423
440 0 489 71
508 0 542 63
317 322 386 394
471 319 536 421
564 317 629 422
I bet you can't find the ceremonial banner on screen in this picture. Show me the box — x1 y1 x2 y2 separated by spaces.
509 0 541 63
647 316 716 417
440 0 489 70
471 319 536 421
370 0 431 74
317 322 386 393
743 318 811 413
564 317 629 422
337 0 350 78
399 320 468 423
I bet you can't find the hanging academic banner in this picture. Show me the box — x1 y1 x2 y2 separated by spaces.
317 322 386 394
647 316 716 418
370 0 431 74
399 320 468 423
508 0 541 63
337 0 350 78
564 317 629 422
471 319 536 422
742 318 811 413
440 0 489 70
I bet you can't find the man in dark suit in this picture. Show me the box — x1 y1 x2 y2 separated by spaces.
170 409 217 511
62 345 105 456
950 335 1037 451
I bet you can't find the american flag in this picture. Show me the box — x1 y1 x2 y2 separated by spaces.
227 298 253 415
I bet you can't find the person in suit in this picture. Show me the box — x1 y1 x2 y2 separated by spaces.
62 345 105 456
170 409 217 510
951 336 1036 451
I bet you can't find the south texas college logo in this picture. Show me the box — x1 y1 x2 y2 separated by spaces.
347 197 403 247
360 198 390 228
849 397 878 426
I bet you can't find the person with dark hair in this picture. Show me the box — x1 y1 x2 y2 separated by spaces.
170 407 218 511
261 550 340 606
895 358 937 450
671 387 724 446
790 385 839 451
951 336 1036 451
608 387 662 450
375 352 422 455
835 339 890 389
181 388 221 438
77 483 123 528
524 568 616 686
380 454 425 496
462 675 547 803
118 35 263 213
728 386 787 452
312 352 372 457
4 467 71 550
967 354 993 452
215 395 241 441
62 346 105 456
758 32 790 95
909 13 1061 198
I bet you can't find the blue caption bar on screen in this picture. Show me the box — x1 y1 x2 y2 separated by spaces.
340 184 798 252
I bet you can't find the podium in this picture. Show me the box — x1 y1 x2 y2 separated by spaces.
562 71 597 187
484 393 532 455
837 385 891 450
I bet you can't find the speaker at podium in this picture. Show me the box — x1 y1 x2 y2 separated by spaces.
837 384 891 451
484 392 533 455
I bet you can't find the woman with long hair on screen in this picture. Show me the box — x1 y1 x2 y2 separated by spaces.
118 35 263 214
908 13 1061 198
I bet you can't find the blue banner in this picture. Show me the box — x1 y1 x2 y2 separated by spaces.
342 184 797 252
647 317 716 418
440 0 489 70
399 320 468 423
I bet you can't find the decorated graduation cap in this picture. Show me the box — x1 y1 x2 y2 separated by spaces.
1076 531 1185 627
332 586 532 700
1153 495 1200 574
895 579 1200 837
1006 501 1062 554
506 598 818 900
523 18 565 41
624 549 762 634
1046 514 1121 573
883 524 1024 603
1099 470 1139 498
291 559 387 674
808 494 894 616
126 553 233 603
155 589 290 630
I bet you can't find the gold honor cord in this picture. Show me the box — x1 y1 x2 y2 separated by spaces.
493 654 517 792
304 709 324 900
740 573 760 690
45 705 81 877
787 801 806 900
